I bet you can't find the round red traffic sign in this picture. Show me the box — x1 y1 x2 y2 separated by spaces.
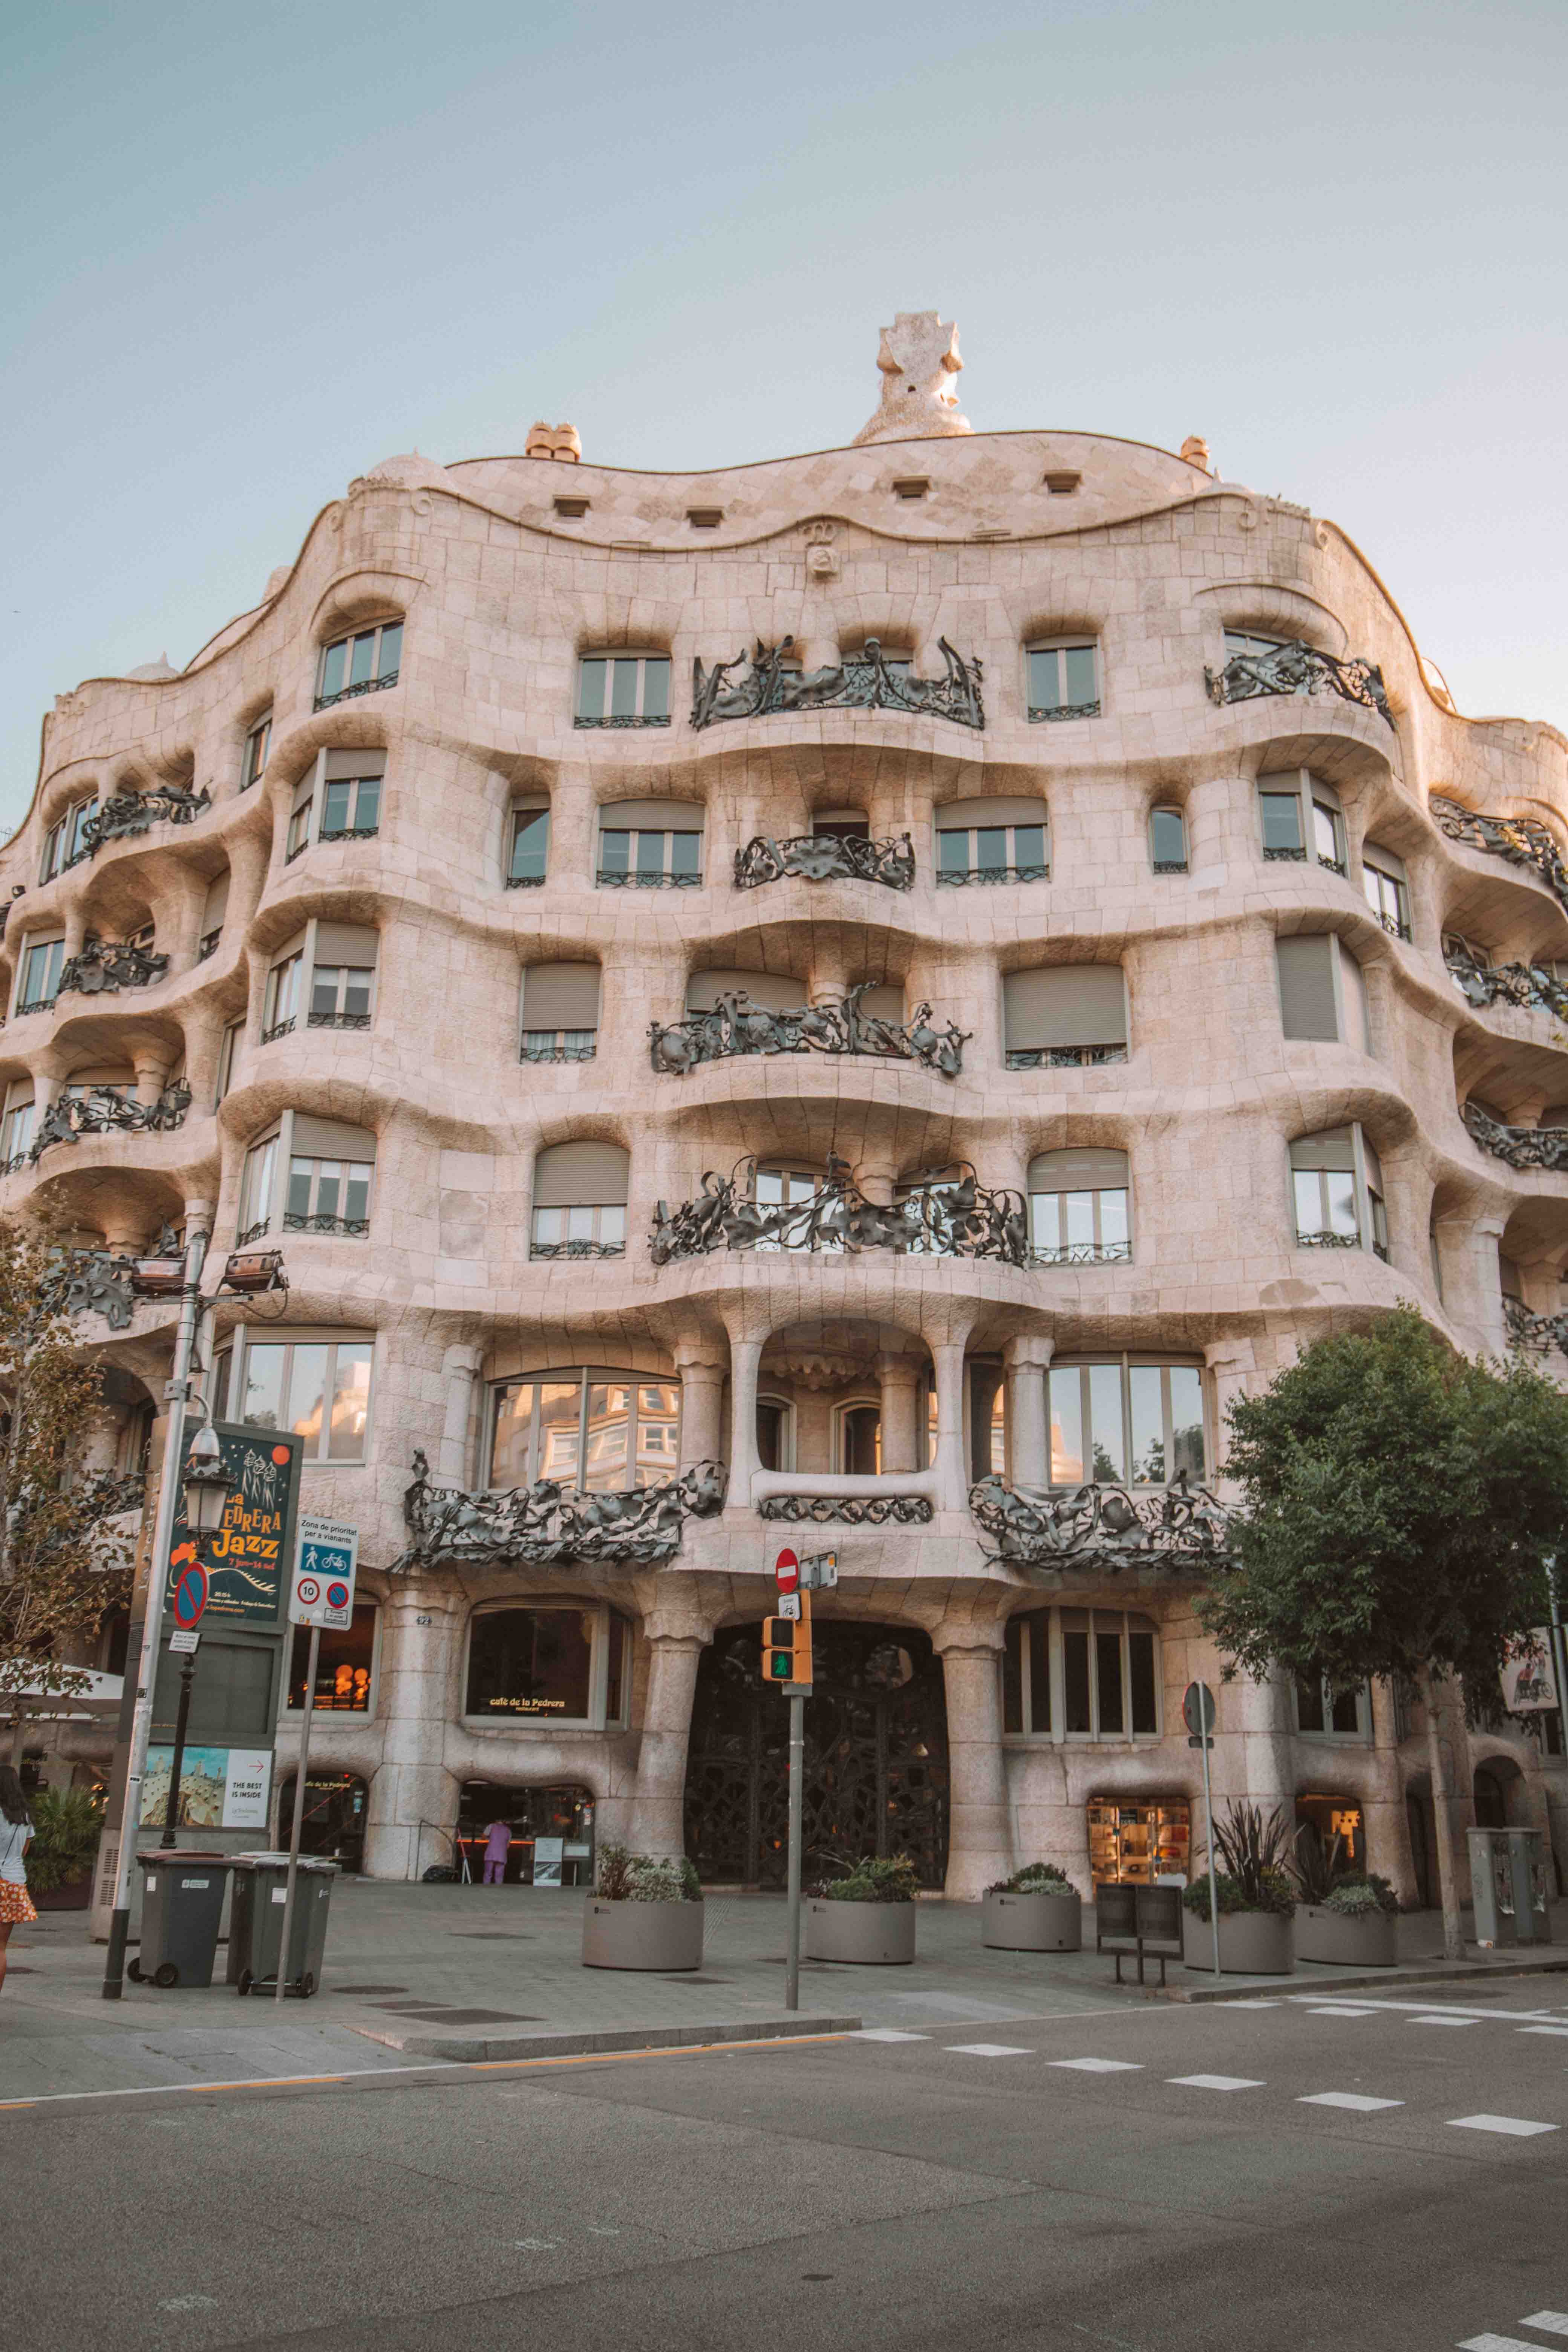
774 1547 799 1594
326 1579 350 1610
296 1575 321 1609
171 1554 208 1631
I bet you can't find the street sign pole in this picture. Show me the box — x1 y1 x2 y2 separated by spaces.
1197 1716 1221 1981
275 1622 320 2006
277 1514 358 2001
785 1686 805 2013
158 1637 200 1850
1547 1560 1568 1757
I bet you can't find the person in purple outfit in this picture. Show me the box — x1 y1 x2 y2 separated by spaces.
481 1818 511 1885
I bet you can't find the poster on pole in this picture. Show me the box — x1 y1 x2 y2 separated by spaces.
1502 1634 1558 1713
162 1425 304 1628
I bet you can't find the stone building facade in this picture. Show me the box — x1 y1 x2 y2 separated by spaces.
9 313 1568 1903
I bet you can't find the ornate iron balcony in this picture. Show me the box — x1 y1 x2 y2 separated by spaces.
29 1080 191 1162
314 669 398 713
261 1017 296 1044
1462 1100 1568 1173
1319 854 1348 878
282 1212 371 1238
520 1032 596 1064
734 832 915 892
1152 860 1189 876
1431 795 1568 918
85 782 211 855
394 1448 727 1571
1376 911 1414 943
529 1238 625 1260
1445 933 1568 1020
1 1149 31 1178
1263 845 1308 863
1027 699 1101 723
1504 1295 1568 1362
936 862 1050 886
308 1010 373 1031
1029 1240 1133 1267
505 873 547 890
237 1218 270 1248
693 636 984 731
573 713 671 730
969 1470 1236 1575
596 867 701 889
284 839 309 864
319 824 380 845
1295 1228 1362 1250
40 1244 138 1329
197 928 223 961
649 983 966 1078
758 1494 933 1525
1205 639 1395 729
651 1153 1027 1266
1006 1045 1127 1070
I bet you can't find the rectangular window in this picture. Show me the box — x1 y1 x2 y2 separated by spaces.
489 1373 680 1490
1225 630 1286 660
1312 796 1346 874
1006 1608 1158 1742
1259 792 1305 858
239 1135 278 1240
1276 934 1341 1042
1027 642 1099 720
1029 1184 1130 1266
263 952 302 1040
310 965 375 1027
1129 1628 1158 1735
242 716 272 791
576 654 671 726
321 773 380 839
288 1604 375 1710
597 825 702 887
1063 1612 1092 1734
1362 854 1411 941
18 937 65 1010
1150 807 1187 872
936 819 1049 885
40 820 64 884
529 1202 626 1257
508 806 550 887
65 799 98 865
1 1089 34 1167
1095 1629 1125 1735
316 621 401 710
232 1335 372 1460
285 1157 374 1236
217 1020 244 1106
1048 1360 1205 1488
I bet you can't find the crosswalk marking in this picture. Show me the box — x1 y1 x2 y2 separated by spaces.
1519 2027 1568 2040
945 2044 1030 2057
1458 2335 1556 2350
1049 2058 1143 2073
1447 2115 1559 2138
1412 2014 1479 2027
852 2030 929 2043
1521 2315 1568 2336
1225 1998 1282 2009
1168 2073 1265 2092
1306 2004 1378 2016
1298 2092 1404 2113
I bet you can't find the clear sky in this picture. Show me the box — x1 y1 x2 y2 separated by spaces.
3 0 1564 829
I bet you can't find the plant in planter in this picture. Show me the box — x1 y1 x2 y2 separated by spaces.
983 1861 1082 1953
1294 1863 1400 1968
1182 1802 1295 1973
805 1853 918 1963
25 1787 103 1911
581 1843 704 1971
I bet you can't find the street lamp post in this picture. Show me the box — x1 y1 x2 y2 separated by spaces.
157 1427 235 1850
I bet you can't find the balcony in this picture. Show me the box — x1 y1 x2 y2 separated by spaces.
1006 1045 1127 1072
651 1154 1027 1266
648 984 966 1078
734 832 916 893
969 1470 1236 1573
29 1081 191 1162
1462 1100 1568 1173
282 1212 370 1239
57 936 170 998
692 636 984 732
936 861 1050 887
754 1475 935 1527
521 1030 596 1064
1204 639 1395 730
1504 1297 1568 1362
308 1010 373 1033
394 1448 726 1570
197 928 223 962
1431 795 1568 919
1029 1239 1133 1268
528 1237 625 1261
314 668 398 714
1445 934 1568 1019
261 1018 296 1045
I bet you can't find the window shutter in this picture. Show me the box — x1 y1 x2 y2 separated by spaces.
1276 936 1338 1041
1028 1147 1129 1190
533 1139 629 1207
856 984 903 1024
935 796 1049 831
290 770 317 815
1363 839 1406 883
511 792 550 813
272 928 308 968
523 963 601 1027
201 870 230 930
323 748 386 781
315 922 379 966
291 1115 377 1161
1288 1127 1355 1173
686 968 804 1016
69 1064 137 1088
1361 1135 1385 1194
1004 966 1127 1050
598 798 703 831
1340 945 1371 1050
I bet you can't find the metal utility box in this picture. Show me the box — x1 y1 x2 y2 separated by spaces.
128 1852 233 1988
227 1852 337 1995
1467 1826 1551 1946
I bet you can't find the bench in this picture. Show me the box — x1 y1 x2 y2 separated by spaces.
1095 1882 1185 1986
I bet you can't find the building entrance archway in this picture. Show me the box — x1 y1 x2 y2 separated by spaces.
683 1620 949 1887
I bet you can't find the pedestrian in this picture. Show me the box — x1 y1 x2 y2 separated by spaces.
0 1765 37 1993
481 1817 511 1886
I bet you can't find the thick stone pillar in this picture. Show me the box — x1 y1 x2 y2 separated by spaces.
1233 1668 1294 1818
361 1583 462 1881
934 1622 1013 1897
726 1336 763 1506
1202 1338 1256 1496
132 1052 171 1109
878 1352 922 1475
437 1343 483 1485
1003 1334 1052 1487
626 1609 713 1860
930 1339 971 1511
675 1346 726 1470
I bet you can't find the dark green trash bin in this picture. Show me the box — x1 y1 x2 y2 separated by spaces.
129 1851 233 1989
228 1853 338 1997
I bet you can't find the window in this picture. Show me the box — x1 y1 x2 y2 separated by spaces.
756 1396 793 1471
41 799 97 884
240 1115 376 1242
753 1165 831 1251
285 773 314 862
935 796 1049 886
1293 1673 1372 1740
521 963 599 1063
1046 1358 1206 1487
17 936 64 1012
1258 769 1346 874
216 1020 244 1106
1275 934 1371 1049
1 1083 34 1170
309 923 378 1029
1003 966 1127 1069
1289 1125 1389 1259
891 476 929 501
320 751 383 842
198 869 229 960
1149 806 1187 873
315 619 401 711
1225 628 1288 661
1004 1607 1161 1740
40 817 63 884
489 1370 679 1490
507 799 550 887
530 1140 629 1259
1361 842 1411 941
1026 639 1099 721
288 1604 377 1710
286 1149 374 1237
839 1403 881 1475
1499 1246 1523 1302
576 653 671 728
234 1332 374 1460
1028 1148 1130 1266
263 946 303 1042
242 714 272 792
464 1603 630 1727
597 799 701 887
812 805 872 842
63 1064 135 1102
686 508 722 530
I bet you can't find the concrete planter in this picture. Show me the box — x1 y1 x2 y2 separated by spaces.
580 1899 703 1971
982 1888 1082 1952
1293 1903 1398 1967
804 1899 916 1965
1183 1908 1294 1975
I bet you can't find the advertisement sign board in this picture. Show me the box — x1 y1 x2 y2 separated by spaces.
162 1425 304 1628
140 1745 273 1831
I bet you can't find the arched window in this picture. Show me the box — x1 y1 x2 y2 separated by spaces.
1004 1607 1161 1740
838 1401 882 1475
1289 1125 1387 1259
1026 638 1099 721
935 796 1049 886
597 799 702 888
241 712 271 792
1361 841 1410 940
1258 769 1345 873
530 1141 629 1258
756 1395 794 1471
1046 1357 1206 1487
1004 967 1127 1069
507 796 550 887
315 617 401 711
464 1603 631 1727
1149 806 1187 874
576 651 671 728
1028 1148 1130 1265
521 964 600 1063
198 868 229 961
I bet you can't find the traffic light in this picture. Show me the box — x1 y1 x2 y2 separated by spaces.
762 1610 812 1689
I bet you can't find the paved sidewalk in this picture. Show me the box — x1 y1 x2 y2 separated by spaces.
5 1880 1568 2099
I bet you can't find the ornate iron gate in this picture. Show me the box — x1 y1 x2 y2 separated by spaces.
683 1621 949 1887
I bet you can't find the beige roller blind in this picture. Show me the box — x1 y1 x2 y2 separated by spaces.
315 921 379 966
1341 945 1370 1051
1363 839 1406 883
1362 1135 1385 1194
686 968 804 1015
68 1065 136 1088
291 1114 377 1161
271 927 308 968
523 963 601 1027
936 796 1048 830
1004 966 1127 1050
598 799 703 831
1288 1127 1355 1172
511 792 550 813
1028 1147 1129 1190
201 870 230 930
856 984 903 1024
324 748 386 780
533 1138 629 1207
290 769 317 814
1276 936 1338 1041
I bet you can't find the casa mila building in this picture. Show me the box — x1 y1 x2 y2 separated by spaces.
10 314 1568 1905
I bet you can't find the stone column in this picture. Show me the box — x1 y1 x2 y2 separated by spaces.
930 1338 971 1511
1233 1668 1294 1818
626 1608 713 1860
1003 1334 1052 1487
877 1352 922 1474
1202 1338 1256 1494
437 1343 483 1485
132 1051 171 1109
675 1345 726 1471
933 1621 1013 1897
1469 1215 1509 1358
362 1582 463 1880
726 1336 763 1507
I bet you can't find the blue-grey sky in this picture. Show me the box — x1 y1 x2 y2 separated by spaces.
3 0 1564 827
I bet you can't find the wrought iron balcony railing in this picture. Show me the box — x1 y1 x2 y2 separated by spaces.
1027 698 1101 724
394 1448 727 1570
1205 639 1395 729
734 832 916 892
1029 1240 1133 1268
1006 1044 1128 1071
504 872 547 890
318 824 380 845
596 867 701 890
237 1218 270 1248
1504 1296 1568 1362
56 935 170 998
261 1017 296 1044
86 782 211 855
936 861 1050 886
1152 859 1189 877
651 1153 1027 1266
1462 1100 1568 1173
693 636 984 731
314 668 398 713
1444 933 1568 1021
282 1212 371 1239
1295 1228 1362 1250
29 1081 191 1162
758 1493 933 1525
308 1010 373 1032
1375 911 1414 943
1263 845 1308 863
528 1238 626 1260
1431 795 1568 918
521 1031 596 1063
40 1243 138 1329
197 928 224 962
969 1470 1236 1574
649 983 967 1078
574 712 671 730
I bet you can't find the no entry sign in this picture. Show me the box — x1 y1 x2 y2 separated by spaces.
774 1547 799 1595
169 1547 208 1632
289 1515 359 1630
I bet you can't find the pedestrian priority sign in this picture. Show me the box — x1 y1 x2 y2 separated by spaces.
289 1514 359 1630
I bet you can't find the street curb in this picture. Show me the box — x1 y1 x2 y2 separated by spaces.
1155 1954 1568 2003
350 2014 864 2062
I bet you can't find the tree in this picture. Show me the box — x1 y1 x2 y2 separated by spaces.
0 1220 139 1764
1197 1306 1568 1960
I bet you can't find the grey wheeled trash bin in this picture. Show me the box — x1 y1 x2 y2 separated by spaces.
228 1853 338 1997
128 1852 233 1989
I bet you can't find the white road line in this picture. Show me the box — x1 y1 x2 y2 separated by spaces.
1521 2315 1568 2337
852 2030 930 2043
1288 1995 1565 2024
1297 2092 1404 2113
1412 2014 1480 2027
1167 2073 1265 2092
1225 1998 1283 2008
1458 2335 1557 2350
1049 2058 1144 2073
1306 2004 1379 2016
1447 2115 1559 2138
1519 2027 1568 2039
945 2044 1031 2057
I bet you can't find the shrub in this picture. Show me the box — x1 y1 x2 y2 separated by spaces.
1322 1873 1400 1918
24 1786 103 1895
1290 1824 1349 1907
1183 1866 1293 1922
810 1853 918 1904
987 1862 1076 1897
1210 1802 1295 1908
595 1844 701 1903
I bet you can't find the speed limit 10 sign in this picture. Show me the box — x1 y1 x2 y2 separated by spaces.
289 1514 359 1630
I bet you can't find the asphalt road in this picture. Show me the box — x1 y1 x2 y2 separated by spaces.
8 1982 1568 2352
